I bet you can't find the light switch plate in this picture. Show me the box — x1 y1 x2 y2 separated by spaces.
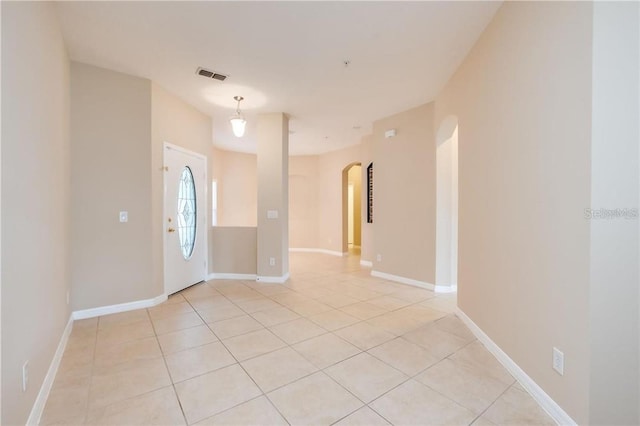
267 210 278 219
119 211 128 223
553 347 564 375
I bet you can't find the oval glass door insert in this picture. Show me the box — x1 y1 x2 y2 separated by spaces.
177 167 197 259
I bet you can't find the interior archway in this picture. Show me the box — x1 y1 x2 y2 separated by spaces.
342 162 362 255
436 116 459 291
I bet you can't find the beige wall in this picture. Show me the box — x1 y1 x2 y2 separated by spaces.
1 2 71 423
436 124 458 288
289 156 319 248
435 2 592 422
71 71 213 310
256 113 289 278
208 147 369 256
217 151 257 227
209 148 367 256
211 145 224 195
589 2 639 424
70 63 153 310
151 82 212 294
210 227 257 275
360 136 374 264
317 145 362 253
372 104 436 283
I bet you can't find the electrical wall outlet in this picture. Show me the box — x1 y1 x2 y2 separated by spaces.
552 347 564 375
22 361 29 392
376 254 382 262
269 257 276 267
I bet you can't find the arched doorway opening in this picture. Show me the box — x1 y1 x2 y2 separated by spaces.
436 116 459 291
342 163 362 256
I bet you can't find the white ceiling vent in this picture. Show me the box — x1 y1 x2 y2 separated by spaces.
196 67 228 81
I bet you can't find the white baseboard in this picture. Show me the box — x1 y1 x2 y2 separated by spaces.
289 248 346 257
256 272 290 283
456 308 576 426
434 284 458 293
27 315 73 426
208 273 257 280
371 270 435 291
360 260 373 267
72 293 167 320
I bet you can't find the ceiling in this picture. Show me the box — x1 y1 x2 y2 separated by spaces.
55 1 501 155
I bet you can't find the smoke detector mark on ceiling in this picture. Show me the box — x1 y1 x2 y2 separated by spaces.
196 67 228 81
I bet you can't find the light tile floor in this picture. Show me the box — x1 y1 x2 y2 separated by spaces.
42 253 554 425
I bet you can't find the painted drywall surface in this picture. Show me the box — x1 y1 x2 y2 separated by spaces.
435 2 592 422
372 103 436 284
151 82 212 295
289 156 319 248
436 125 458 288
206 148 363 255
211 145 224 190
1 2 71 423
206 147 366 255
348 165 362 246
217 150 258 227
210 227 257 274
70 63 153 311
317 144 362 253
436 136 453 286
256 113 289 277
360 136 374 264
451 131 458 286
589 2 639 424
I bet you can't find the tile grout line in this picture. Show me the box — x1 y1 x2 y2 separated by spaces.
191 278 430 424
466 379 519 425
55 260 461 426
183 290 293 426
146 307 190 426
80 316 100 425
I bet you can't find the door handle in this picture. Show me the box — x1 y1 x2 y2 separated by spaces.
168 227 176 233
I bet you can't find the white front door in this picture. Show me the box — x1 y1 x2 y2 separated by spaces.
164 144 207 295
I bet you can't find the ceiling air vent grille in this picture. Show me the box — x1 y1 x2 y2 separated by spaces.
196 67 228 81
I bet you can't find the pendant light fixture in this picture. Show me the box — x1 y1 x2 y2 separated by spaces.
229 96 247 138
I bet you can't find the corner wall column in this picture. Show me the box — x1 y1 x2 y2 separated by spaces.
256 113 289 281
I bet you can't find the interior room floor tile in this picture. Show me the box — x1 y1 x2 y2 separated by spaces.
240 347 318 392
156 324 218 355
415 358 513 414
334 406 391 426
369 379 476 426
85 386 185 426
164 341 236 383
334 321 395 350
291 333 361 369
482 385 555 426
268 317 327 344
194 396 287 426
367 337 440 376
43 252 555 426
222 328 287 361
324 352 408 403
267 371 363 426
173 364 262 424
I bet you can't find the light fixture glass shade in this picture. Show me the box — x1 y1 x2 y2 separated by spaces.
230 114 246 137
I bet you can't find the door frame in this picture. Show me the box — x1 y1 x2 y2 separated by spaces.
163 142 208 295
